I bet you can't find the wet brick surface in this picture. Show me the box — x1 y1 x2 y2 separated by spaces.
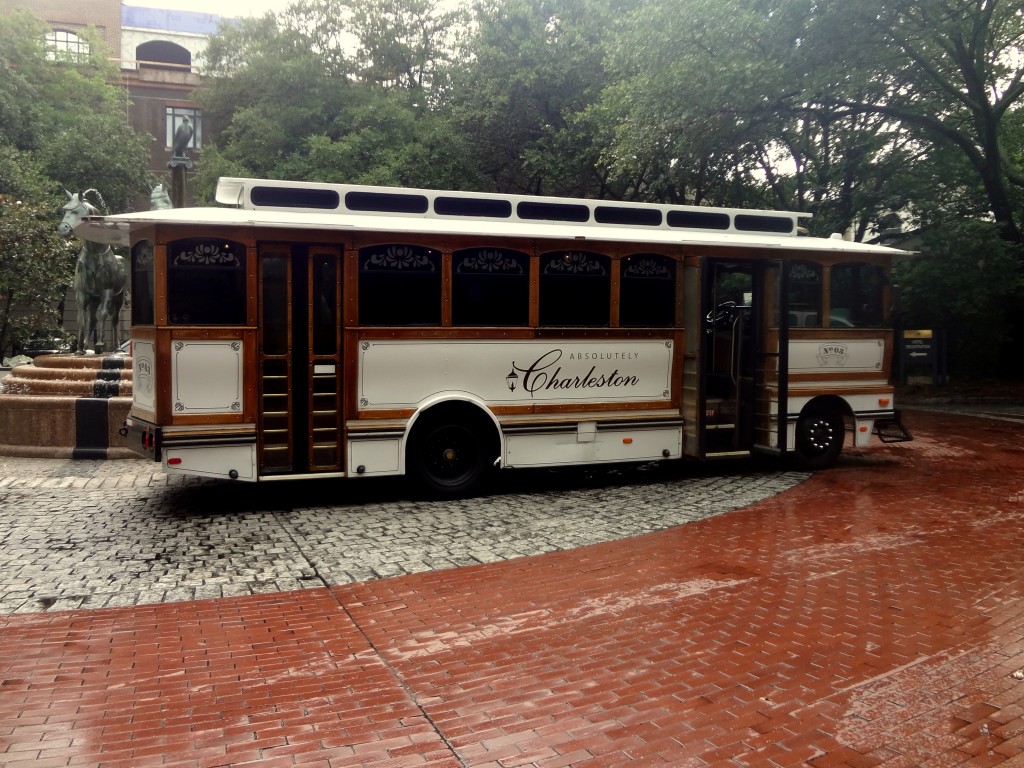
3 409 1024 766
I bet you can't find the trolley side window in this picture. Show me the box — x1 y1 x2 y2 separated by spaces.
131 240 155 325
358 243 441 326
452 247 530 326
167 238 247 325
830 261 886 328
539 251 611 327
788 261 823 328
620 253 676 327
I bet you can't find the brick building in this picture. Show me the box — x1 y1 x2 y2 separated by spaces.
0 0 224 207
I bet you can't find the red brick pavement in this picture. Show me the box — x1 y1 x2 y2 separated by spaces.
4 409 1024 767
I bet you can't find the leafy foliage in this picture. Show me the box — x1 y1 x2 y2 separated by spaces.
7 0 1020 374
196 0 476 193
0 10 151 207
896 221 1024 376
0 10 150 355
0 196 76 357
190 0 1024 376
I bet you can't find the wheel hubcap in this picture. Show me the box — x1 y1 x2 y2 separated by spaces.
807 419 833 452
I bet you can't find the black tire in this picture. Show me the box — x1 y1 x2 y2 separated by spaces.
410 416 491 496
794 409 845 469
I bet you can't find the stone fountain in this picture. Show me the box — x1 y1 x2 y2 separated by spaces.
0 353 135 459
0 187 142 460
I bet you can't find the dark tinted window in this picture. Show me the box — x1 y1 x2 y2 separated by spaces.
435 196 512 218
260 253 289 355
594 206 662 226
539 251 610 326
452 248 529 326
130 240 154 325
620 254 676 327
830 262 886 327
250 186 339 209
518 201 590 222
667 210 730 230
167 238 246 325
734 214 794 234
358 244 441 325
345 191 429 214
788 261 822 328
312 253 338 354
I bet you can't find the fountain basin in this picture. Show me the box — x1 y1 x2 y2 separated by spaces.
0 354 136 459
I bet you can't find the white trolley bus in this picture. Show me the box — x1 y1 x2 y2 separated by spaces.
75 177 911 494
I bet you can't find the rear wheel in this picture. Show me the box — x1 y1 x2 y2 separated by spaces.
794 409 845 469
410 416 491 496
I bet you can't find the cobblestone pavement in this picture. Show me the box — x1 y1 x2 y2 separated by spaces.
0 455 807 614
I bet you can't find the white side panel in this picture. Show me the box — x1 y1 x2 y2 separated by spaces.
348 439 402 476
132 340 156 411
854 420 876 447
505 427 682 468
163 444 256 481
171 340 243 414
789 338 885 372
359 339 673 410
787 391 891 417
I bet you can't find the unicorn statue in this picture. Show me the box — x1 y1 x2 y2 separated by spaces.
58 190 127 354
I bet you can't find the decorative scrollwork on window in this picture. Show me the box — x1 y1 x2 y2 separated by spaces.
171 240 242 267
361 244 437 272
132 241 154 268
542 252 608 276
455 249 526 274
791 262 821 284
623 255 673 279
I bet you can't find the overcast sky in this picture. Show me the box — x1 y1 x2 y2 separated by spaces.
126 0 465 20
127 0 290 18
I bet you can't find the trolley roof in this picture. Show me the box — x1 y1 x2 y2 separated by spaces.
74 177 906 256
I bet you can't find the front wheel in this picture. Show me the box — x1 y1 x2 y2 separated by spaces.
410 418 490 496
794 410 845 469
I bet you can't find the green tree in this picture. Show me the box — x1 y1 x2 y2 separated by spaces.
803 0 1024 243
0 196 76 357
896 220 1024 376
0 10 151 208
597 0 921 233
0 9 150 354
197 0 475 193
346 0 466 93
449 0 627 196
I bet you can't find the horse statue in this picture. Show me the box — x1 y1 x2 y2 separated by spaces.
150 183 172 210
58 190 127 354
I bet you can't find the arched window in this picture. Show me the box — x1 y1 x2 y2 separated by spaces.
136 40 192 72
620 253 676 327
44 29 89 62
358 244 441 326
131 240 155 326
539 251 610 327
167 239 247 325
452 248 530 326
